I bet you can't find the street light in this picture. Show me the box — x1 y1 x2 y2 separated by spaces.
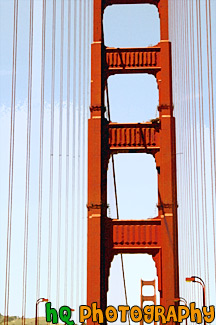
174 297 188 325
186 276 206 325
35 298 49 325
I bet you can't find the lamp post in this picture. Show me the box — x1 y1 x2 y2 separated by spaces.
186 276 206 325
174 297 188 325
35 298 49 325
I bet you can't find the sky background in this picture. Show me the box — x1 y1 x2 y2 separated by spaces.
0 1 216 324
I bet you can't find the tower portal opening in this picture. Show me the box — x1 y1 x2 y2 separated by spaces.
107 254 159 324
105 74 159 123
107 153 158 220
103 4 160 48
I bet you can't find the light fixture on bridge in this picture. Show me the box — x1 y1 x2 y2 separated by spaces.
185 276 206 325
35 298 49 325
174 297 188 325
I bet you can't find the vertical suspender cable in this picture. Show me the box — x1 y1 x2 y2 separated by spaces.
186 0 196 301
178 0 184 296
182 0 188 285
184 0 194 285
82 0 92 304
176 0 187 287
22 0 34 323
56 0 64 310
209 0 216 286
105 84 130 325
190 0 200 272
196 1 210 300
64 0 71 305
76 0 82 310
47 0 56 302
178 1 188 280
80 0 87 304
36 0 46 305
195 0 205 284
185 0 192 299
183 0 190 287
4 0 19 324
71 0 77 308
189 0 202 305
207 0 216 212
205 0 216 286
177 0 186 297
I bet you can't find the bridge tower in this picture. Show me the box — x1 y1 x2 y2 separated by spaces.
87 0 179 323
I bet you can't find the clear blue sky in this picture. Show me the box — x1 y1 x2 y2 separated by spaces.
0 1 216 324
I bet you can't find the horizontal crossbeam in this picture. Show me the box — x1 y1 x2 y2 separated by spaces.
112 218 161 253
104 0 159 8
105 46 161 77
141 295 156 302
109 121 160 154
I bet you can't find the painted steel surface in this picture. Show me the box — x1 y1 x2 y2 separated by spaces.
87 0 179 323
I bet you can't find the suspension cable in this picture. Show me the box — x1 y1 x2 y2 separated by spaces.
189 0 202 305
80 0 88 304
64 0 71 305
205 0 216 287
71 0 77 308
208 0 216 287
36 0 46 306
47 0 56 303
4 0 19 324
22 0 34 323
56 0 64 310
105 82 130 325
76 0 83 310
196 0 210 300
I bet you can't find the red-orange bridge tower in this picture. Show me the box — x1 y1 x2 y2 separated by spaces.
87 0 179 323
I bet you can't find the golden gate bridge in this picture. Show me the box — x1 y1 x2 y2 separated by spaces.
0 0 215 324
